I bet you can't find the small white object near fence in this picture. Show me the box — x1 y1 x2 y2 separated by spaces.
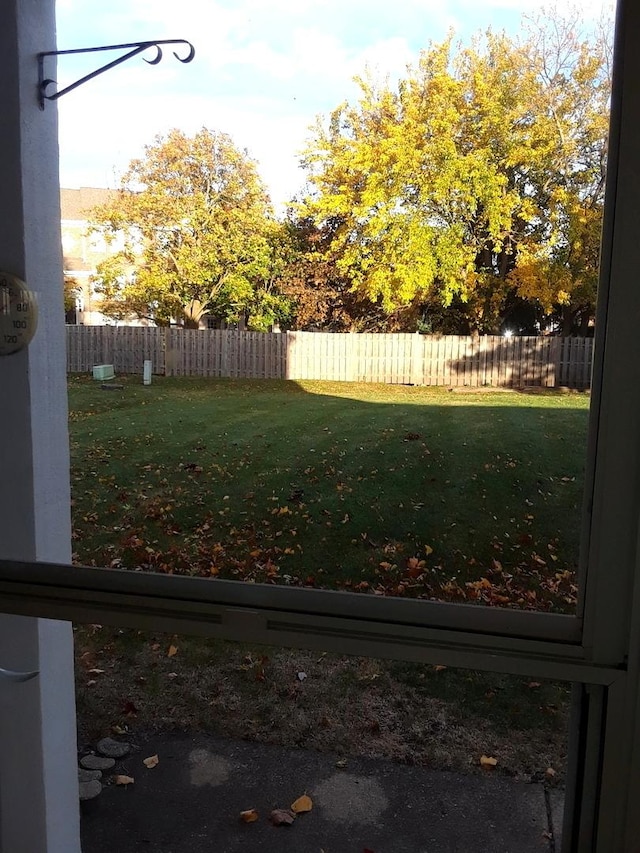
143 360 152 386
92 364 115 381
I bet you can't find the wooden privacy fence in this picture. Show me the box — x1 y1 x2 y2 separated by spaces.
66 327 594 389
66 326 286 380
286 332 594 388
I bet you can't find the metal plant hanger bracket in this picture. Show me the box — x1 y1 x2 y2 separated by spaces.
0 666 38 683
37 39 195 109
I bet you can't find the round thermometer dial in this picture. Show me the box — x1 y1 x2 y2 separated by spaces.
0 272 38 356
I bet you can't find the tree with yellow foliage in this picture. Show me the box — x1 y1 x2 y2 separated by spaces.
296 9 610 334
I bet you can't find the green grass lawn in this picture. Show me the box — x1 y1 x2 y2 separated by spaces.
69 375 589 612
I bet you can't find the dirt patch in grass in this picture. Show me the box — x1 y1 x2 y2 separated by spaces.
75 626 569 785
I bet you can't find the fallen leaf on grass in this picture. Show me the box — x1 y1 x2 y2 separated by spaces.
143 755 159 768
335 758 348 769
406 557 426 578
545 767 557 779
167 645 178 658
291 794 313 813
270 809 296 826
114 775 135 786
480 755 498 769
433 665 447 673
239 809 259 823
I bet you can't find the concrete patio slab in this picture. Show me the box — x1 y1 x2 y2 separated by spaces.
80 733 560 853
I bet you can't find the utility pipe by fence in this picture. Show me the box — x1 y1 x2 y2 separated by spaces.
66 327 594 389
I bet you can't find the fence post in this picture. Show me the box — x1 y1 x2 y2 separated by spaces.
285 331 295 380
164 328 171 377
221 330 228 377
548 337 560 387
410 333 422 385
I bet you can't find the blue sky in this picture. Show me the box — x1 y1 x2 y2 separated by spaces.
55 0 612 210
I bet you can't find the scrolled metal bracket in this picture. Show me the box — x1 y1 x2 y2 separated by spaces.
37 39 195 110
0 667 39 683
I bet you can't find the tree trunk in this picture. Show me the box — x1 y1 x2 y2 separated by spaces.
561 304 575 336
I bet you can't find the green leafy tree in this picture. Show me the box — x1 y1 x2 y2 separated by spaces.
90 128 291 330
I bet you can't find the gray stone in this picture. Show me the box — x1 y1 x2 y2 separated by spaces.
79 768 102 783
79 779 102 801
81 754 116 771
96 738 131 759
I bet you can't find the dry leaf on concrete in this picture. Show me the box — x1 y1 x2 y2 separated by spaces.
143 755 159 769
239 809 259 823
114 775 135 786
270 809 296 826
291 794 313 813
